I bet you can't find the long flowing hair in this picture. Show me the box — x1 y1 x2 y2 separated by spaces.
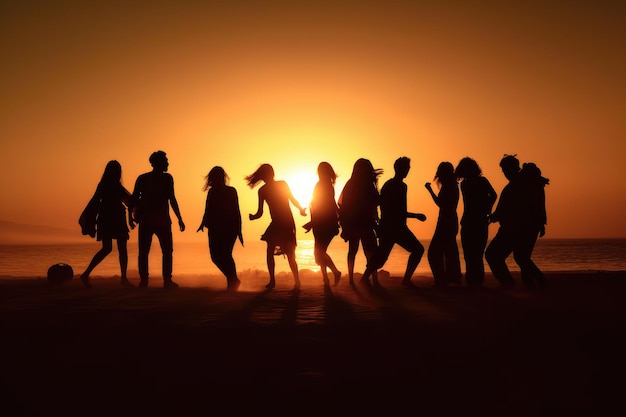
245 163 274 188
454 157 482 180
317 161 337 185
203 166 229 191
434 161 455 187
100 160 122 186
351 158 383 188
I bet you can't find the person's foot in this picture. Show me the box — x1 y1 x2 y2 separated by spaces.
227 279 241 292
266 280 276 289
333 270 341 286
80 274 92 288
359 277 371 288
164 280 179 289
138 279 148 288
120 277 134 287
401 279 417 289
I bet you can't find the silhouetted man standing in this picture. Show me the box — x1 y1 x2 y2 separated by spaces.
130 150 185 288
486 155 548 289
360 156 426 288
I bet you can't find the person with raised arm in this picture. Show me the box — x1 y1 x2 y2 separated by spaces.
246 163 307 289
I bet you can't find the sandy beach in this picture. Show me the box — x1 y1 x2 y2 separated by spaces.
2 270 626 416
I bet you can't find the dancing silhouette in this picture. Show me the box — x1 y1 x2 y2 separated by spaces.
304 162 342 287
337 158 382 286
79 160 133 288
197 166 243 292
360 157 426 288
246 163 307 289
454 157 497 287
425 161 462 288
486 155 549 289
129 150 185 289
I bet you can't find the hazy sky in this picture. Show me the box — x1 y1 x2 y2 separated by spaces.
1 0 625 243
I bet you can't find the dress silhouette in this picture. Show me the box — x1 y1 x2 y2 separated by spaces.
360 157 426 288
79 160 133 288
246 163 307 289
197 166 243 292
425 161 463 288
486 155 549 289
454 157 497 287
304 162 341 287
337 158 382 286
129 150 185 289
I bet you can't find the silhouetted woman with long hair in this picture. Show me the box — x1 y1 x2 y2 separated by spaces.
80 160 133 288
454 157 497 287
305 162 342 287
246 163 307 289
197 166 243 292
425 161 462 288
338 158 382 286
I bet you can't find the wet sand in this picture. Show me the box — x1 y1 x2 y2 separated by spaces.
2 270 626 416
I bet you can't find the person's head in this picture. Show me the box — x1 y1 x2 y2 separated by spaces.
499 154 520 181
245 163 274 188
203 166 229 191
317 162 337 185
434 161 455 185
393 156 411 179
521 162 550 186
351 158 383 185
149 150 168 172
101 160 122 184
454 157 482 180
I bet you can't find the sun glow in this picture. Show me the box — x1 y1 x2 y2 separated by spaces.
287 170 318 209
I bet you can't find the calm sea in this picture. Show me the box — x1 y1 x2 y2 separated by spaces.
0 238 624 280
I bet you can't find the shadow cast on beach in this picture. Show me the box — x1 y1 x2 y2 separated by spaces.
2 271 626 416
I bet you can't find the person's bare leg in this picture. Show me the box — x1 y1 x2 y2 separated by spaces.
347 239 358 285
117 239 133 287
266 244 276 288
287 250 301 288
323 251 341 286
81 238 113 288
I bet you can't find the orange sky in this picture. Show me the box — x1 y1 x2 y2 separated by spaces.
1 0 625 243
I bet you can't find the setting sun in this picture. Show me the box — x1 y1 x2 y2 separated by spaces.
286 170 318 209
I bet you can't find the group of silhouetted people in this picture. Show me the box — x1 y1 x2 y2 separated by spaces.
79 151 549 292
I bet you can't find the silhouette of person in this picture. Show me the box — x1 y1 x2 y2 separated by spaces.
486 155 549 289
425 161 463 288
197 166 243 292
303 162 342 287
246 163 307 289
337 158 382 286
360 157 426 288
454 157 497 287
80 160 133 288
129 150 185 289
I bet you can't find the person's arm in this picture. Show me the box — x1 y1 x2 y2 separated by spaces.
249 189 265 220
288 189 307 217
538 187 547 237
485 178 498 213
234 189 244 245
128 177 141 229
407 212 427 221
197 193 209 233
425 182 440 206
169 177 185 232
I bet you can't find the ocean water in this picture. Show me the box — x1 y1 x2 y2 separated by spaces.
0 238 624 280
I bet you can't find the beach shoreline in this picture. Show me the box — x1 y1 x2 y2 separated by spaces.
2 271 626 416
